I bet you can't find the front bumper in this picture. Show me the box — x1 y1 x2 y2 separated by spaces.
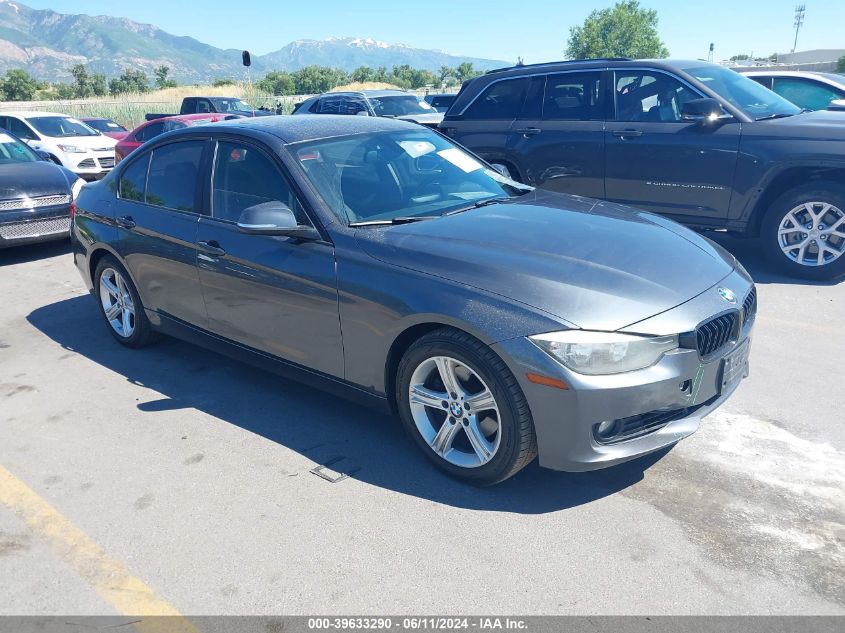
0 205 72 248
67 152 115 180
492 268 755 472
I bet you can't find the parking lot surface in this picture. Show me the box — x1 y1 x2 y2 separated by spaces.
0 236 843 616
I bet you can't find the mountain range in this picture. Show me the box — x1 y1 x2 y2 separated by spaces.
0 0 510 83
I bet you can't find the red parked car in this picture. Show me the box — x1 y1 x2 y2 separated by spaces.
115 113 230 162
81 117 129 141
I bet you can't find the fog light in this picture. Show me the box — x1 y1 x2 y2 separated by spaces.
596 420 616 438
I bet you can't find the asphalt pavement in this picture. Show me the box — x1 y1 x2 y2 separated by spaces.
0 235 842 618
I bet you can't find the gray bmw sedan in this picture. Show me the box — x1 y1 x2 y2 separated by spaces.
71 115 755 485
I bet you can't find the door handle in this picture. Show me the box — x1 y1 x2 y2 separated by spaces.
115 215 136 229
197 240 226 257
612 129 643 139
515 127 542 137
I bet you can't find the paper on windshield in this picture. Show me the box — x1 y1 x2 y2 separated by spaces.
398 140 436 158
437 148 483 173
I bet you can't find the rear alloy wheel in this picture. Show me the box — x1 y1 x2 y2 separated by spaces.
94 256 156 348
762 183 845 281
396 328 537 485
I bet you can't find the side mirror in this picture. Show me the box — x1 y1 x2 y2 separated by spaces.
237 201 319 239
682 98 731 123
36 150 52 162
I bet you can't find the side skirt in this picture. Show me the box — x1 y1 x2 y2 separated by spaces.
152 311 393 415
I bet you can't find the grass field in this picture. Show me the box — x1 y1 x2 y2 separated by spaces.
0 84 287 130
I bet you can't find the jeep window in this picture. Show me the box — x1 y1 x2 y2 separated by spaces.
686 65 801 120
615 72 700 122
465 78 529 120
543 72 605 121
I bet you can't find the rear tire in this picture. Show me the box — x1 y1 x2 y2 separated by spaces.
761 182 845 281
94 256 157 348
395 328 537 485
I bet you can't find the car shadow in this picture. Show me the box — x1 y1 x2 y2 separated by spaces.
0 239 71 266
26 295 669 515
704 232 843 286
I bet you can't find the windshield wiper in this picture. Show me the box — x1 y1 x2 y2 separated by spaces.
444 196 512 217
755 112 796 121
349 216 436 227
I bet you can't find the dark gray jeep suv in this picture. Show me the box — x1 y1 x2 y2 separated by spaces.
441 59 845 280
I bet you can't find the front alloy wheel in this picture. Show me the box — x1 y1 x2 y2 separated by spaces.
396 328 537 485
777 202 845 267
408 356 501 468
762 183 845 280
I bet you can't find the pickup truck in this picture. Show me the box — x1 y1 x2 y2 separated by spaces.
442 58 845 280
145 96 274 121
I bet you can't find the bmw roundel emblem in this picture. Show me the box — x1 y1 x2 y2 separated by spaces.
718 287 737 304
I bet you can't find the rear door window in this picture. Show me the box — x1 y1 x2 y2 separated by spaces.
543 71 605 120
118 153 150 202
136 121 165 142
145 141 205 212
464 77 530 120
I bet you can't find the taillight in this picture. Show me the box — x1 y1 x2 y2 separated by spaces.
69 201 77 220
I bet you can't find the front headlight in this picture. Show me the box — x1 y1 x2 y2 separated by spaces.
528 330 679 375
57 144 87 153
71 178 85 200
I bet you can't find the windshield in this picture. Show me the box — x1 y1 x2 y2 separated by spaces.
28 116 100 138
370 96 434 117
85 119 127 133
209 98 255 112
686 65 801 120
292 129 531 224
0 131 39 163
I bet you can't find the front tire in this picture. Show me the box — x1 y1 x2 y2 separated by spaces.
94 256 156 348
761 182 845 281
396 328 537 485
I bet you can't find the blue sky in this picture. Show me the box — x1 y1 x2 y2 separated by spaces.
19 0 845 63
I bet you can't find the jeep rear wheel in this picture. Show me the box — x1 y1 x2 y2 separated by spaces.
761 183 845 281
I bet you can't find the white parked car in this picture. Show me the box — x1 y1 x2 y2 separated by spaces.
742 71 845 112
0 111 117 180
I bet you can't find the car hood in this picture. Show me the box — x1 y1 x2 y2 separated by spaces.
395 112 445 125
0 161 74 203
356 191 736 331
751 109 845 139
40 134 117 149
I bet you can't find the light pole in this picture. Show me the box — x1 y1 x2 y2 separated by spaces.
792 5 806 53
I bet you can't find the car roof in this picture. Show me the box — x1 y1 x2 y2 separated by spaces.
325 89 412 98
742 70 845 85
206 114 420 143
483 58 715 76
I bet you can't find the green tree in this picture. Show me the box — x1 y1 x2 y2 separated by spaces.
54 83 77 99
154 65 177 89
109 69 151 95
69 64 108 97
350 66 375 83
455 62 480 83
258 70 296 95
439 65 454 84
291 66 348 94
837 56 845 73
565 0 669 60
729 54 750 61
0 69 39 101
212 78 235 87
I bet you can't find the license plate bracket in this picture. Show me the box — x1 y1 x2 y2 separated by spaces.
720 339 750 394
